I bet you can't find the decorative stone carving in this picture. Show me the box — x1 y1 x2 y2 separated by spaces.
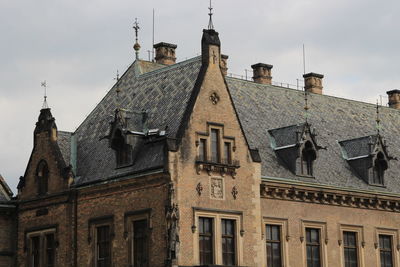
196 182 203 196
166 183 180 267
209 92 220 105
210 178 224 199
231 186 238 199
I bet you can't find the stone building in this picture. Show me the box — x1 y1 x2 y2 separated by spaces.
1 16 400 267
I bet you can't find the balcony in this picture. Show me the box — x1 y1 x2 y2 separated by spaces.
195 156 240 177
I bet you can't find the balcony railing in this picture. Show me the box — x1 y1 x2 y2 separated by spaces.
195 156 240 177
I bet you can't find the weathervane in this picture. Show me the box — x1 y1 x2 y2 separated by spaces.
376 101 382 135
208 0 214 30
133 18 141 60
41 80 49 109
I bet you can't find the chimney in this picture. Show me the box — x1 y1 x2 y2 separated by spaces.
251 63 273 85
387 90 400 109
153 42 177 65
303 72 324 94
220 54 229 76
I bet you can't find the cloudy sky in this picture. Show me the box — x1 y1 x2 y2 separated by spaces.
1 0 399 192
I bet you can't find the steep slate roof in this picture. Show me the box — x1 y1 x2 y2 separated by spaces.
338 135 378 159
57 131 72 166
0 174 13 201
73 57 202 185
227 77 400 194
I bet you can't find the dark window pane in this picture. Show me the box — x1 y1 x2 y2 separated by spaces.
211 129 219 162
306 228 321 267
46 233 55 267
343 232 358 267
379 235 393 267
222 219 236 266
97 225 111 267
224 142 231 164
199 217 213 265
134 220 148 267
199 139 206 161
266 225 282 267
31 236 40 267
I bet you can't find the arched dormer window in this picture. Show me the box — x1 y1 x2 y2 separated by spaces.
373 152 388 185
301 141 317 176
36 160 49 195
111 130 132 167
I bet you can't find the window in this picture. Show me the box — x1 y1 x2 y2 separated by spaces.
133 219 148 267
266 225 282 267
36 160 49 195
222 219 236 265
199 217 214 265
112 130 132 167
199 139 207 161
28 230 56 267
306 228 321 267
224 142 232 165
343 231 358 267
211 129 220 163
96 225 111 267
373 152 387 185
302 141 316 176
379 235 393 267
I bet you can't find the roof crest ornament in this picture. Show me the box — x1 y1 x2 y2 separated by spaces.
304 90 310 124
376 100 381 136
133 18 141 60
114 70 121 108
41 80 49 109
208 0 214 30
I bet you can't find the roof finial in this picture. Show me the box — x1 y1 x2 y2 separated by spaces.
133 18 141 60
41 80 49 109
376 100 381 135
208 0 214 30
304 90 310 124
114 70 121 108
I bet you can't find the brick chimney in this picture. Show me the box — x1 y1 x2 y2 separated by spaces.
387 90 400 109
153 42 177 65
303 72 324 94
251 63 273 85
220 54 229 76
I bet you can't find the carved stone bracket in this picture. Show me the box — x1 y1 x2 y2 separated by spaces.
196 182 203 196
231 186 238 200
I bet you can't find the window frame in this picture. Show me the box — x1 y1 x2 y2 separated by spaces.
375 228 399 267
338 224 365 267
301 220 328 267
263 217 289 267
88 215 114 267
124 209 152 267
26 228 57 267
193 208 243 266
95 224 111 267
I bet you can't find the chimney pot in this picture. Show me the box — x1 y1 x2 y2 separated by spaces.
303 72 324 94
153 42 177 65
251 63 273 85
387 89 400 109
221 54 229 76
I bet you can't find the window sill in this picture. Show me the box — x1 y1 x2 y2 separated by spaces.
195 159 240 177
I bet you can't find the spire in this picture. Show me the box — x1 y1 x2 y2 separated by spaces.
304 90 310 124
208 0 214 30
376 101 382 136
41 80 49 109
133 18 141 60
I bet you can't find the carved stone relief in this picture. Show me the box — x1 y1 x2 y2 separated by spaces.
210 177 224 199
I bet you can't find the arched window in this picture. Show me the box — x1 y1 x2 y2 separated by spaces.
111 130 132 167
36 160 49 195
373 152 387 185
301 141 317 176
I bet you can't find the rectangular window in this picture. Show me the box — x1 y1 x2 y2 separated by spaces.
45 233 55 267
199 139 207 161
379 235 393 267
31 236 40 267
306 228 321 267
224 142 232 164
266 225 282 267
199 217 214 265
343 231 358 267
222 219 236 265
96 225 111 267
211 129 220 163
28 232 56 267
133 219 148 267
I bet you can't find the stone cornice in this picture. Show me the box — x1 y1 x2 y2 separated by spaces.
261 181 400 212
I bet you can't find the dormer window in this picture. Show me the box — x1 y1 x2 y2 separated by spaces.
302 141 316 176
373 152 388 185
268 123 323 177
112 130 132 167
36 160 49 195
339 135 393 186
